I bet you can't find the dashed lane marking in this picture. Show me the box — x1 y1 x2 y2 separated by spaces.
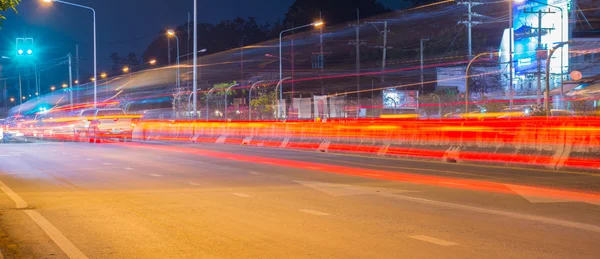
188 182 201 186
102 162 112 165
298 209 331 216
409 235 458 246
149 174 163 177
231 193 252 198
249 171 260 175
124 167 134 171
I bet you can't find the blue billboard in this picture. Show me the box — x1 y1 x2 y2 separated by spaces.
513 0 569 75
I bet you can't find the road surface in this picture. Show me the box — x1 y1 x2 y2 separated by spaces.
0 141 598 258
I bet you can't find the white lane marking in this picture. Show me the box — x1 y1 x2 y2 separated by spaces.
249 171 260 175
409 235 458 246
52 150 57 152
124 167 134 171
102 162 112 165
24 210 89 259
149 174 163 177
298 209 330 216
438 181 467 186
231 193 252 198
61 152 68 155
0 180 27 209
71 155 80 158
188 182 201 186
86 158 93 161
0 180 88 258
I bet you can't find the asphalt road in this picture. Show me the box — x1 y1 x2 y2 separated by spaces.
0 141 599 258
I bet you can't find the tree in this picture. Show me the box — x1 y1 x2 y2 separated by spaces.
250 89 277 120
109 52 122 74
125 52 139 67
284 0 390 27
0 0 20 28
142 17 272 66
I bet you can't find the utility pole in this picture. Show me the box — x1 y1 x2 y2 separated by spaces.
420 38 430 93
457 1 483 58
193 0 198 118
524 7 555 106
365 20 391 83
68 53 73 108
356 9 360 103
76 44 79 104
319 11 324 95
347 9 364 117
382 21 388 83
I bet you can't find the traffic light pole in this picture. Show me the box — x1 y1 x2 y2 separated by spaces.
68 53 73 108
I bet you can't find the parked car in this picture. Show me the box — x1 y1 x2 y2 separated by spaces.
74 108 137 143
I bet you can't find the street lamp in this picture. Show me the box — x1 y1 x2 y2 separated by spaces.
122 67 129 73
50 86 56 91
9 97 14 102
465 52 497 114
62 83 68 88
74 80 79 84
149 59 157 65
43 0 97 108
546 41 570 117
278 21 324 118
167 29 181 98
90 77 95 82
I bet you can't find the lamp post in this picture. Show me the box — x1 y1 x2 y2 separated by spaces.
193 0 198 119
167 30 180 95
224 83 239 121
278 21 323 119
274 77 291 121
43 0 97 108
545 41 570 117
465 52 497 114
430 93 441 118
248 80 265 121
507 0 524 112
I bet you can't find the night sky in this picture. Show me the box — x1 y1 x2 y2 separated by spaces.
0 0 402 89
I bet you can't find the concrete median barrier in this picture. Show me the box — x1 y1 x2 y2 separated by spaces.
133 118 600 172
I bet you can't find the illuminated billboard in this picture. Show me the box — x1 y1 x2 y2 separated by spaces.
382 89 418 109
513 0 569 75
